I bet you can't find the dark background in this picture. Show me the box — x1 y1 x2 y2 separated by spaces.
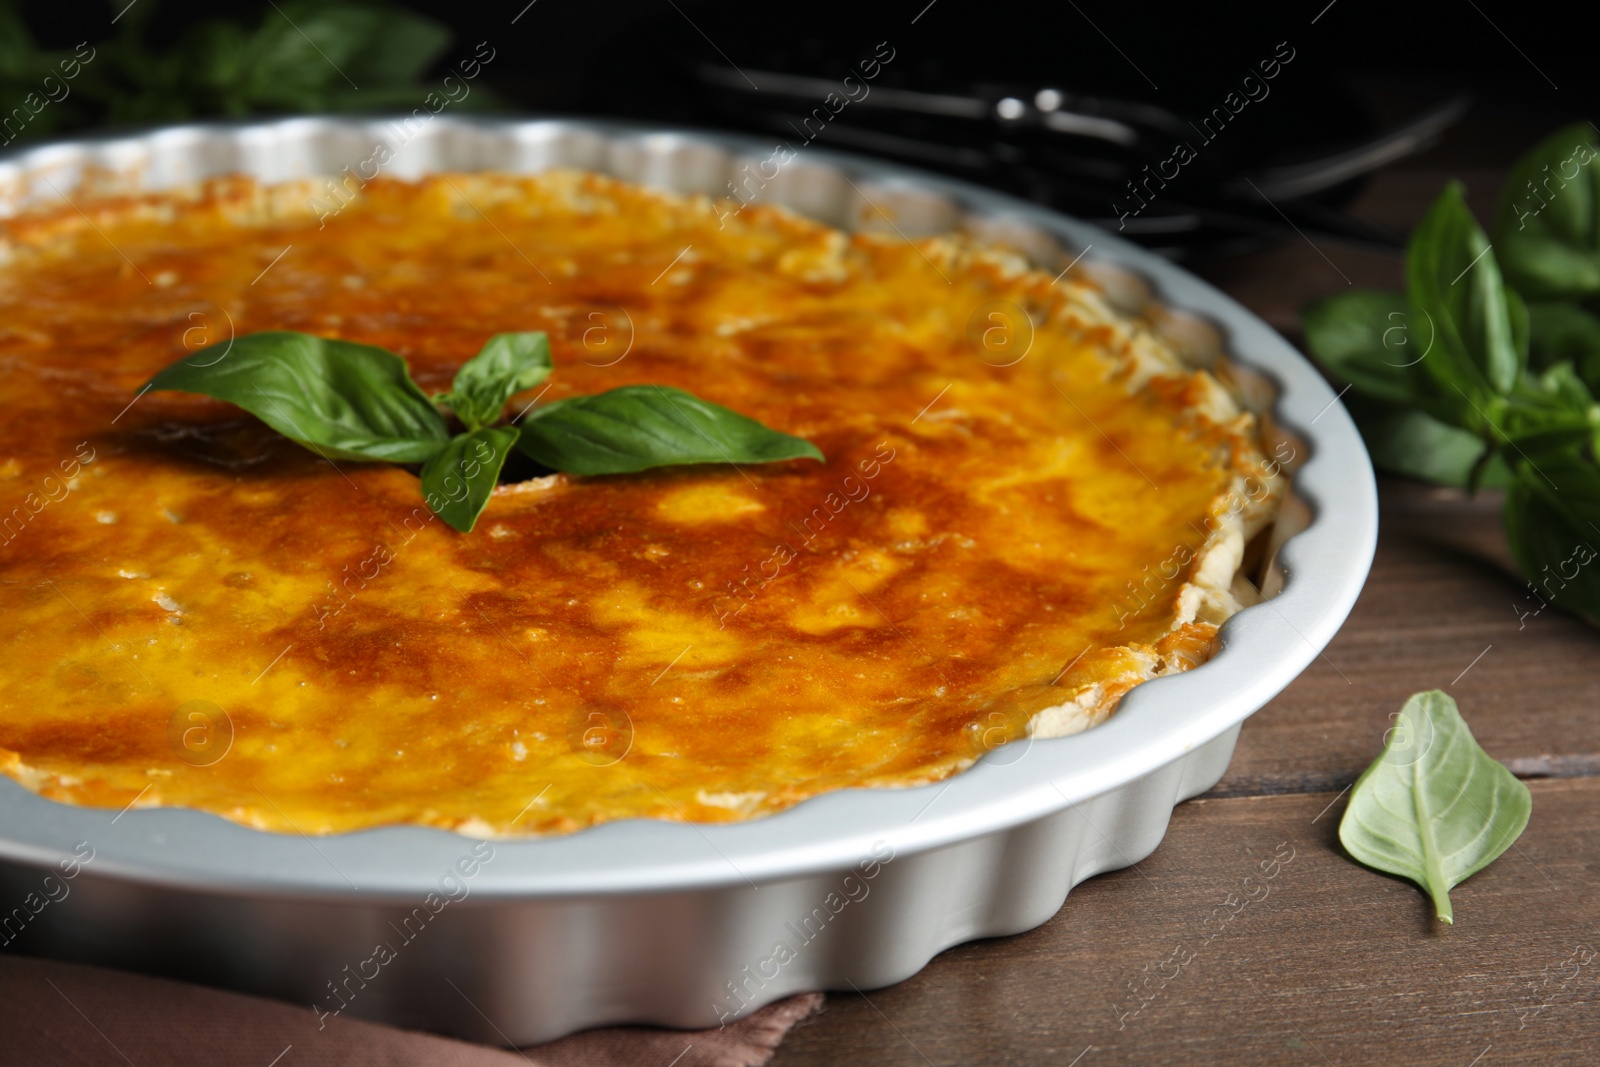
17 0 1585 126
6 0 1591 256
12 0 1587 154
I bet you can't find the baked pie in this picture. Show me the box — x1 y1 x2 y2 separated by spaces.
0 171 1285 835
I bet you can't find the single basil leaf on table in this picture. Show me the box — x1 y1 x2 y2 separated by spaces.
1408 182 1526 400
1339 690 1532 924
144 331 450 463
1493 123 1600 301
516 385 825 475
437 331 552 430
1504 449 1600 626
420 426 521 533
1301 289 1429 406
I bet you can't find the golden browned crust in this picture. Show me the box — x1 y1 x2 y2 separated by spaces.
0 171 1283 835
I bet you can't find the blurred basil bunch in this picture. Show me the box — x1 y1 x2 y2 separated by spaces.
0 0 497 138
1304 124 1600 625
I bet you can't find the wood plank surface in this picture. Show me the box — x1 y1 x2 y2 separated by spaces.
1214 506 1600 798
774 780 1600 1066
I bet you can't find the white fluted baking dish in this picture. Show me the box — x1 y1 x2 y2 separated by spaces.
0 117 1376 1044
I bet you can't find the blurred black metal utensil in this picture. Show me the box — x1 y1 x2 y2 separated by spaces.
700 63 1467 256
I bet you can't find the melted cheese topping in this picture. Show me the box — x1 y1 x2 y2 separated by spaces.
0 172 1281 835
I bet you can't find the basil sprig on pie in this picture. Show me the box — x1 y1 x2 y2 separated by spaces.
144 330 823 532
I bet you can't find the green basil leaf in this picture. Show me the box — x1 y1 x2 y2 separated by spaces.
420 426 520 533
1302 290 1428 406
145 331 449 463
1344 394 1508 489
1339 690 1532 924
441 332 552 430
1528 300 1600 383
1494 353 1599 454
1409 182 1524 398
246 3 444 90
0 4 41 79
330 4 451 86
1504 451 1600 626
516 385 825 475
137 3 451 117
1507 285 1531 369
1531 360 1595 408
234 7 380 106
1494 123 1600 301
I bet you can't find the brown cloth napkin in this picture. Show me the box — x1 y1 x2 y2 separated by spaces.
0 955 823 1067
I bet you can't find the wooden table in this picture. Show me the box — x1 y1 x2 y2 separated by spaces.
771 161 1600 1066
